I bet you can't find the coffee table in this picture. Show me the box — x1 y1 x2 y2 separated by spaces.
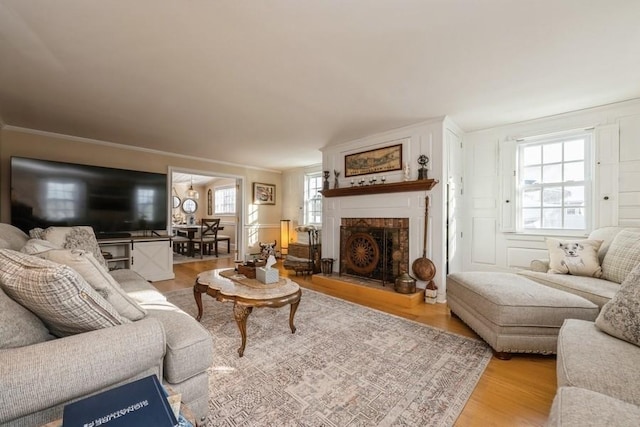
194 269 301 357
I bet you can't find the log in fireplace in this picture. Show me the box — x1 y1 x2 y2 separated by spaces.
339 218 409 285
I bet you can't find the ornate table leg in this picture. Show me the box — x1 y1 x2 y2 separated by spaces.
233 304 253 357
288 289 301 334
193 281 205 322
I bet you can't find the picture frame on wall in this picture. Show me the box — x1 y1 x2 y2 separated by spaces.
253 182 276 205
344 143 403 177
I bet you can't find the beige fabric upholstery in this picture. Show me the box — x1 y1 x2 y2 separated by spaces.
557 319 640 406
0 224 28 251
601 229 640 284
41 226 109 270
0 287 53 349
595 263 640 346
547 387 640 427
447 272 598 355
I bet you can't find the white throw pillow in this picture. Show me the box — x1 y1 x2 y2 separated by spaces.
0 249 129 337
601 229 640 284
42 249 146 321
546 238 603 278
21 238 61 255
596 262 640 347
41 226 109 271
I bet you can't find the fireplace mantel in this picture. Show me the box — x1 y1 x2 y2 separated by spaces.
321 179 438 198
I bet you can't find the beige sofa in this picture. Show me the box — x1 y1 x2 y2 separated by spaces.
515 226 640 426
0 224 212 426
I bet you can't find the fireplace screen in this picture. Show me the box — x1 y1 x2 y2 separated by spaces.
340 220 403 285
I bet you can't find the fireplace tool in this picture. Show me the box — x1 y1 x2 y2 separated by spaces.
412 196 436 282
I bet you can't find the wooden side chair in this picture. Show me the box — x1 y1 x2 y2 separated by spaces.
193 218 221 258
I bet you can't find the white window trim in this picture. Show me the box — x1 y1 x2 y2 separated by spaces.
500 127 600 237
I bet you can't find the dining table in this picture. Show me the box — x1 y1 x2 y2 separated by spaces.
173 224 225 257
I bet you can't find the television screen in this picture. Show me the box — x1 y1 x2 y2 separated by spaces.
11 157 168 236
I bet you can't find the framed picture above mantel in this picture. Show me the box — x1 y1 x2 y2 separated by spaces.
344 143 403 177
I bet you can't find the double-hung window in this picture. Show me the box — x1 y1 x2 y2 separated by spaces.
214 186 236 214
516 131 592 233
304 172 323 225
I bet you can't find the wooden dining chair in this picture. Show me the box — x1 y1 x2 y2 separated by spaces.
193 218 221 258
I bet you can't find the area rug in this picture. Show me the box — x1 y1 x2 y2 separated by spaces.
166 288 492 426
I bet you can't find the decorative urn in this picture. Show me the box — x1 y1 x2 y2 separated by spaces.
394 272 416 294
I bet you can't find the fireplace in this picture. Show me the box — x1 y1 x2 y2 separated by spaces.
339 218 409 285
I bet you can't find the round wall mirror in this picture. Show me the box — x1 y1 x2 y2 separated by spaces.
172 196 181 209
182 198 198 214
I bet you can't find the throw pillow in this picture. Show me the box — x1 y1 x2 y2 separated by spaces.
29 227 45 240
41 226 109 271
602 229 640 284
546 238 603 278
0 249 130 338
21 238 61 255
42 249 146 321
595 262 640 347
0 286 54 349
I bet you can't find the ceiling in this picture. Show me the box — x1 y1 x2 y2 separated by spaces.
1 1 639 171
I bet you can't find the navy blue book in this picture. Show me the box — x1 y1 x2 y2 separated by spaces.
63 375 177 427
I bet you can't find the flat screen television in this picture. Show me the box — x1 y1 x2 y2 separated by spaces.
11 157 168 237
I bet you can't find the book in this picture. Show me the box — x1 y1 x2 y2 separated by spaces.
63 375 178 427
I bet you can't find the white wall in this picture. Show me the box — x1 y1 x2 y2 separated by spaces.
463 99 640 273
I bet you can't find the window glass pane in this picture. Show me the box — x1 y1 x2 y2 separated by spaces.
542 187 563 207
564 139 584 162
542 208 562 228
542 164 562 183
564 161 584 182
543 143 562 164
523 145 541 166
564 208 585 229
565 185 585 206
523 208 541 229
523 189 541 207
523 166 541 185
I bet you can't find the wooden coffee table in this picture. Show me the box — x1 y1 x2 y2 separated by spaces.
194 269 301 357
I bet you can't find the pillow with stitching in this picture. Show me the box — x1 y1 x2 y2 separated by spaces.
602 229 640 284
41 249 147 321
41 226 109 271
21 238 61 255
546 238 603 278
0 249 129 337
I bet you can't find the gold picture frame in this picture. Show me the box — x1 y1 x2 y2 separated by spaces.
344 143 403 177
253 182 276 205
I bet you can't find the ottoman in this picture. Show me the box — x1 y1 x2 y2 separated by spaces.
446 272 598 359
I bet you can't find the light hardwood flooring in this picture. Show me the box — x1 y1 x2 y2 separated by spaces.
154 258 557 427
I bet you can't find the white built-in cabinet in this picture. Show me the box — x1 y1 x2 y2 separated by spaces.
98 237 174 281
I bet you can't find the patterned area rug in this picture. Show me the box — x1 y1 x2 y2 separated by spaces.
166 288 492 426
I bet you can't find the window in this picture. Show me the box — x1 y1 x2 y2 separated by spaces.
304 172 323 225
517 131 592 232
215 186 236 214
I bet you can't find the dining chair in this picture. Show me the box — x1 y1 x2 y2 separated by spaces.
193 218 221 258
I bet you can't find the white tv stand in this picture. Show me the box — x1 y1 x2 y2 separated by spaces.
98 235 174 282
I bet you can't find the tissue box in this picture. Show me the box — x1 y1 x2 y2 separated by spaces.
256 267 279 284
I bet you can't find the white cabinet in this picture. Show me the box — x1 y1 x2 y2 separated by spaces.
98 237 174 282
131 239 174 281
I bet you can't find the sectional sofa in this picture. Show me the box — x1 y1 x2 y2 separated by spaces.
0 223 212 426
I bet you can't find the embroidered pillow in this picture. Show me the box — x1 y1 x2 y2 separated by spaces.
546 238 603 278
602 229 640 284
595 262 640 347
0 249 129 337
41 226 109 271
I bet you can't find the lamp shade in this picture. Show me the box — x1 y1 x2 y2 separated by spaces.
280 220 290 256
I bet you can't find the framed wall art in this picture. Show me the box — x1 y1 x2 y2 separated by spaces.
344 143 403 177
253 182 276 205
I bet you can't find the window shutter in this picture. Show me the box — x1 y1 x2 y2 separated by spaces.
594 123 619 228
499 139 517 232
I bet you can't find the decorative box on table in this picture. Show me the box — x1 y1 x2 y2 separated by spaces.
237 259 266 279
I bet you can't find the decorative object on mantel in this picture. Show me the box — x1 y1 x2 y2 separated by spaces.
403 162 411 181
322 170 330 190
344 143 403 177
333 170 340 189
321 179 438 197
417 154 430 180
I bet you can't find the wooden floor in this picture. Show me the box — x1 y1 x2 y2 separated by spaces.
153 258 557 427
